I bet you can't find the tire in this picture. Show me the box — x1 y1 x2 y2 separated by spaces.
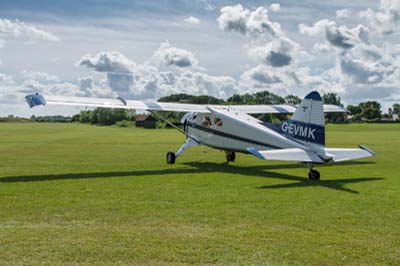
226 151 236 162
308 169 320 180
166 151 176 164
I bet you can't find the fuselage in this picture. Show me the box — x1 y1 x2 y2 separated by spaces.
183 107 306 153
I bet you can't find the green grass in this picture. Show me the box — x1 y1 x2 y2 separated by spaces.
0 123 399 266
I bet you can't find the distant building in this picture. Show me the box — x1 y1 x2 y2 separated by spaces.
135 114 156 128
393 114 399 121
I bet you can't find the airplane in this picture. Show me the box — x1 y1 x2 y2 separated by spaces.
25 91 375 180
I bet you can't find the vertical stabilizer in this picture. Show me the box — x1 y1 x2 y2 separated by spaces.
280 91 325 146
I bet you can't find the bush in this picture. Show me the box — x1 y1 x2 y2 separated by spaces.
116 120 135 128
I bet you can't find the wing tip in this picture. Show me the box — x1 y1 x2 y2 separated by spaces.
25 93 46 108
359 145 375 156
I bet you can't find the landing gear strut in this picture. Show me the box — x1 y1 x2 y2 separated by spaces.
226 151 236 162
308 168 320 180
166 151 176 164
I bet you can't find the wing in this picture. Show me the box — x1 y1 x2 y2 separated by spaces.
247 147 325 163
25 94 347 114
247 145 375 164
233 104 345 114
324 145 375 162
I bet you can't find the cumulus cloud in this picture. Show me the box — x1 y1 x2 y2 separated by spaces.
270 3 281 12
312 42 333 54
218 4 282 37
78 51 135 73
338 43 397 85
336 9 353 19
248 37 299 67
184 16 200 25
240 65 282 86
151 41 199 69
75 43 241 100
0 72 15 86
359 0 400 34
21 70 60 83
299 19 369 49
0 19 60 42
78 51 136 96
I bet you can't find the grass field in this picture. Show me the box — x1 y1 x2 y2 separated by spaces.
0 123 399 265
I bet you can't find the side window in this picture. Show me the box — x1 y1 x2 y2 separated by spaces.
202 116 212 127
214 118 223 127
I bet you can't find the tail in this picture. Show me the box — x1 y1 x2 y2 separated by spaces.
280 91 325 146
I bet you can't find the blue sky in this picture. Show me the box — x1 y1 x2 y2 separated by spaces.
0 0 399 116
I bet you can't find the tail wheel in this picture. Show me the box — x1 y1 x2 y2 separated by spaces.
226 151 236 162
166 151 176 164
308 169 320 180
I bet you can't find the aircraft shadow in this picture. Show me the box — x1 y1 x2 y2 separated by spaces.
0 161 379 194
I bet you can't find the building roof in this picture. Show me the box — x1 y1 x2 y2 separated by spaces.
136 114 154 122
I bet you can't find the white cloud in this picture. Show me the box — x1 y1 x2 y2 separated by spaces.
336 9 353 19
218 4 282 37
359 0 400 34
78 51 136 73
21 70 60 83
0 19 60 42
0 72 15 86
151 41 199 69
312 42 333 54
75 44 239 100
270 3 281 13
299 19 369 49
184 16 200 25
248 36 300 67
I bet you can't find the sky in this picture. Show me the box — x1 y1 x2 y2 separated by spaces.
0 0 399 116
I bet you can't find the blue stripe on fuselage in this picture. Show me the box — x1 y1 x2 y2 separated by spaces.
187 122 281 149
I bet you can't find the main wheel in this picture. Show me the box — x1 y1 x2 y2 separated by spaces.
226 151 236 162
308 169 320 180
166 151 176 164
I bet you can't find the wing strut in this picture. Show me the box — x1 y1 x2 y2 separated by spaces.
148 111 199 143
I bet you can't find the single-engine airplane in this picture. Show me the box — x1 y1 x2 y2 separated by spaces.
25 91 375 180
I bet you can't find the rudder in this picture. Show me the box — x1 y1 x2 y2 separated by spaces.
280 91 325 146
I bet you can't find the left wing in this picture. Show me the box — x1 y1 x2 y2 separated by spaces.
247 147 325 163
247 145 375 163
25 94 347 114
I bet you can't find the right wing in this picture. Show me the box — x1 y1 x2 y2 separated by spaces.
25 94 347 114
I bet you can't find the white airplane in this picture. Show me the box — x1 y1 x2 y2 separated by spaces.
25 91 374 180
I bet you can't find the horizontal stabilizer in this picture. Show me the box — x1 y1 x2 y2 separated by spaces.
324 145 375 162
247 147 324 163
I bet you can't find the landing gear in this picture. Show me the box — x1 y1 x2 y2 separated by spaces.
308 169 320 180
226 151 236 162
166 151 176 164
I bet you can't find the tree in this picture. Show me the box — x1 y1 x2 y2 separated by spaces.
322 93 345 123
393 103 400 115
284 95 301 105
158 94 224 104
79 110 92 123
322 93 342 106
226 90 284 105
347 105 362 116
359 101 381 120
